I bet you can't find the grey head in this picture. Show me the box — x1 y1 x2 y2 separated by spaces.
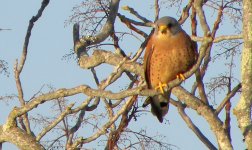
155 16 182 36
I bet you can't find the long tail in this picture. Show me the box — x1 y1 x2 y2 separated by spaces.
143 91 171 123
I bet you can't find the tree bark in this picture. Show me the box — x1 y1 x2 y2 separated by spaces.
0 126 44 150
172 86 233 149
233 0 252 149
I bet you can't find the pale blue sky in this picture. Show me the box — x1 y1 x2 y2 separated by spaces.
0 0 243 149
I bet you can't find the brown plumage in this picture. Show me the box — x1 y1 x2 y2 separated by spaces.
143 16 198 122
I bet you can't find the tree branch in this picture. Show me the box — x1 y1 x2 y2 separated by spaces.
70 96 137 149
0 125 44 150
194 0 211 35
78 49 143 77
36 103 75 141
233 0 252 148
154 0 160 21
74 0 120 58
178 0 193 25
121 6 152 23
172 86 233 149
215 83 241 115
191 34 243 43
174 100 217 150
117 13 153 28
18 0 50 73
14 0 50 135
106 96 137 149
117 14 148 38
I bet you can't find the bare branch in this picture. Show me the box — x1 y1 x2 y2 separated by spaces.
74 0 120 57
79 49 143 77
121 6 152 23
18 0 50 73
215 83 241 115
174 100 217 150
191 34 243 43
117 14 148 38
0 125 45 150
13 0 50 135
195 69 209 104
213 34 243 43
6 84 152 128
178 0 193 25
154 0 160 21
14 60 31 134
234 1 252 147
106 96 137 149
194 0 211 35
117 13 153 28
36 103 75 141
197 3 225 102
172 86 233 149
131 30 154 62
70 96 137 149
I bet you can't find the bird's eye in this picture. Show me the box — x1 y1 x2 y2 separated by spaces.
160 102 168 107
167 23 173 28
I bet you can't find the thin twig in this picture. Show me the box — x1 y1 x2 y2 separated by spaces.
14 0 50 134
174 99 217 150
70 95 137 149
191 34 243 43
215 83 241 115
121 6 152 23
75 0 120 58
18 0 50 73
178 0 193 25
36 103 74 141
154 0 160 21
118 14 148 38
117 13 153 27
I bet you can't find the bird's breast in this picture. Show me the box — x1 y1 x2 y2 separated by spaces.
148 31 196 88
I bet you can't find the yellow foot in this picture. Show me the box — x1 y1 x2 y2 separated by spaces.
155 82 167 94
176 73 186 81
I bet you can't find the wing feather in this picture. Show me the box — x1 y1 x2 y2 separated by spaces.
144 35 155 88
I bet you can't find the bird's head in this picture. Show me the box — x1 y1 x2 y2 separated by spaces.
155 16 182 37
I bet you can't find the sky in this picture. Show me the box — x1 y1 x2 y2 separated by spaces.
0 0 243 150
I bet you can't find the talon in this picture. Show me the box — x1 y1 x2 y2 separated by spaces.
176 73 185 81
155 82 167 94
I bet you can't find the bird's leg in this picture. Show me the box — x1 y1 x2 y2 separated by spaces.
155 81 167 94
176 73 186 81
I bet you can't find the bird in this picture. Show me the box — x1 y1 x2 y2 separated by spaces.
143 16 198 123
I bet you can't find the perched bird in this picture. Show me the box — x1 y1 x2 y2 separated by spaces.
143 16 198 122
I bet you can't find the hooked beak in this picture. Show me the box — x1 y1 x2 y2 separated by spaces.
159 25 168 34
